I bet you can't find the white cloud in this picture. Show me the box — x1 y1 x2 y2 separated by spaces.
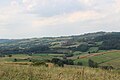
78 0 95 6
32 10 102 27
0 0 120 38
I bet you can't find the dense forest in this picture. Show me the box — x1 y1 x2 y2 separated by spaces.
0 32 120 54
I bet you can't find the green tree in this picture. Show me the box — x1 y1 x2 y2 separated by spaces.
88 59 98 68
14 58 17 62
8 54 12 57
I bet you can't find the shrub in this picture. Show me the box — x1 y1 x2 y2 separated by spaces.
63 59 74 65
8 54 12 57
51 58 60 64
51 58 64 67
88 59 98 68
14 58 17 62
57 60 64 67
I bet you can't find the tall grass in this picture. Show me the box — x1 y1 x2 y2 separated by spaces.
0 64 119 80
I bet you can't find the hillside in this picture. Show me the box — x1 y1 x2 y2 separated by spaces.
0 32 120 80
0 32 120 54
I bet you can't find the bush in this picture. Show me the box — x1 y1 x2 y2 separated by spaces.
51 58 64 67
14 58 17 62
8 54 12 57
88 59 98 68
63 59 74 65
57 60 64 67
51 58 60 64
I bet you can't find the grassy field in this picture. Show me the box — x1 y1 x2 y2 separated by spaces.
0 50 120 80
74 50 120 68
0 50 120 69
0 64 119 80
0 53 64 62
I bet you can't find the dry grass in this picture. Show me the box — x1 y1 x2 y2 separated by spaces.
0 63 119 80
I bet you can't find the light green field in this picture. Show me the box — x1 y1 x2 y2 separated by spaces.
74 50 120 68
0 53 64 62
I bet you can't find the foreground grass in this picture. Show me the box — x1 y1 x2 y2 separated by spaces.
0 64 120 80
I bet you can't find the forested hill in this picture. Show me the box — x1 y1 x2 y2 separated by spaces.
0 32 120 54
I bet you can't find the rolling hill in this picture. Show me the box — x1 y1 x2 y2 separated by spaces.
0 31 120 54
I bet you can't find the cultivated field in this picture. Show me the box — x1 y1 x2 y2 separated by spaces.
74 50 120 68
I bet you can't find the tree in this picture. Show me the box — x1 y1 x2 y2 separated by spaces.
88 52 91 54
51 58 64 67
8 54 12 57
63 59 74 65
88 59 98 68
57 60 64 67
14 58 17 62
76 44 89 52
51 58 60 64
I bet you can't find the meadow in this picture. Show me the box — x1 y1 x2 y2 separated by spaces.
74 50 120 69
0 50 120 80
0 63 120 80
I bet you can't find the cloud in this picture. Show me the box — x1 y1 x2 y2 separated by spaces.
78 0 95 6
21 0 83 17
32 10 102 27
0 0 120 38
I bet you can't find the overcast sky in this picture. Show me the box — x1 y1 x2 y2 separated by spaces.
0 0 120 39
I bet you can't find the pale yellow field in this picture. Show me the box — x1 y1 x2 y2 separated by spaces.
0 63 119 80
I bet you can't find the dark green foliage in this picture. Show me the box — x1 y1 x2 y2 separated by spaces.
94 32 120 50
0 32 120 54
88 52 91 54
88 59 98 68
51 58 60 64
57 60 64 67
14 58 17 62
51 58 64 67
63 59 74 65
69 43 89 52
29 59 32 62
100 66 114 70
27 45 50 53
99 40 120 50
8 54 12 57
65 53 74 57
76 44 89 52
77 62 83 66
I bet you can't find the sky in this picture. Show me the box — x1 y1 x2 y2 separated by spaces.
0 0 120 39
